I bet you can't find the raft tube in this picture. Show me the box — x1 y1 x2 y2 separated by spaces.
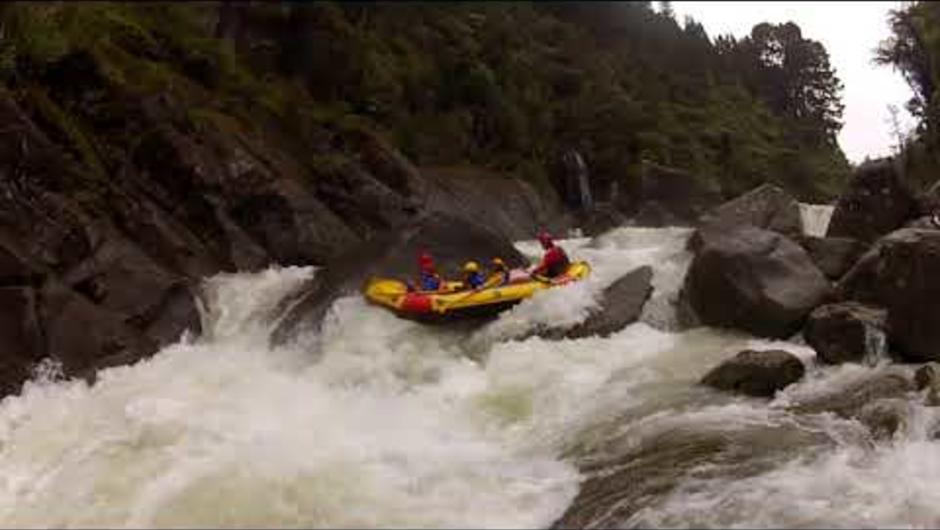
363 261 591 323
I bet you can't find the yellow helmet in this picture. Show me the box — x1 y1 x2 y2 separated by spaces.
463 261 480 272
491 257 506 266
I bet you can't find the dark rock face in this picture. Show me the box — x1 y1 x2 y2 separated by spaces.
421 167 564 241
799 236 867 280
827 159 918 243
691 184 803 251
538 266 653 340
701 349 805 397
579 205 630 237
635 162 721 224
630 201 684 228
0 80 569 398
683 226 830 338
803 302 887 365
272 213 529 344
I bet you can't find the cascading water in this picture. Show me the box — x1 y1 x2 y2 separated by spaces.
0 225 938 528
799 203 835 237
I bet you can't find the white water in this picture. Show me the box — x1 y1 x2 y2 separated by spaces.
799 203 835 237
0 224 938 528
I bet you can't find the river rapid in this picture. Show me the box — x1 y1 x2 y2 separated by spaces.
0 205 938 528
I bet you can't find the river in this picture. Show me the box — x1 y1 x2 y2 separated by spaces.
0 205 937 528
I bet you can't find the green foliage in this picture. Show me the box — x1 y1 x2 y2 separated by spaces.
0 1 850 202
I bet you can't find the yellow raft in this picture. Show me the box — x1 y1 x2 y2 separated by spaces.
363 261 591 323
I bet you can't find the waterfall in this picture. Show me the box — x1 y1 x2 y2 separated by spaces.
799 203 835 237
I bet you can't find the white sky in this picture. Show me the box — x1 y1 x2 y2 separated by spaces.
670 1 915 164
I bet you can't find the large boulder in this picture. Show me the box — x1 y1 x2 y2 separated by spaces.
799 236 867 280
803 302 887 364
271 212 529 344
872 229 940 361
682 226 831 338
635 162 721 224
827 158 918 243
691 184 803 251
538 266 654 340
701 349 805 397
0 287 45 395
630 200 684 228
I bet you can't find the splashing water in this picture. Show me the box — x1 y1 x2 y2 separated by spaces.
0 228 938 528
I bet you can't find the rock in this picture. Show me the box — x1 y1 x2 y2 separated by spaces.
904 215 940 230
915 363 940 406
37 280 157 380
0 287 45 395
789 368 914 418
636 162 721 224
701 349 805 397
579 205 629 237
0 242 32 283
867 229 940 361
803 302 887 365
421 166 564 241
683 226 831 338
799 236 867 280
271 212 529 344
630 201 685 228
827 158 918 243
857 398 910 440
691 184 803 251
539 266 653 340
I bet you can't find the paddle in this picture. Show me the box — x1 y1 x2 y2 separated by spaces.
435 274 503 314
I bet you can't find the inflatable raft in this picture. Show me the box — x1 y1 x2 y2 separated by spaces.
363 261 591 323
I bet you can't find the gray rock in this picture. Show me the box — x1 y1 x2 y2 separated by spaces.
683 226 831 338
701 349 806 397
538 266 653 340
803 302 887 364
691 184 803 251
799 236 867 280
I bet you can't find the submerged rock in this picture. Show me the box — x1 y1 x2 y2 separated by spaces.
827 158 918 243
788 368 914 418
803 302 887 365
538 265 653 340
857 398 910 440
701 349 805 397
683 226 830 338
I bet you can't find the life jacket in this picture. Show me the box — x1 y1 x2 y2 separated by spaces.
419 270 441 291
542 245 570 277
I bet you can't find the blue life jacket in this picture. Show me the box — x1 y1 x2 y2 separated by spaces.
466 271 485 289
420 271 441 291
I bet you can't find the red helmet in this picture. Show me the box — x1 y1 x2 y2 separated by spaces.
537 230 554 248
418 251 434 270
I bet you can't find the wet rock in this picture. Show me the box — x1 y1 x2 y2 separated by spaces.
827 158 918 243
0 287 45 395
37 280 157 381
857 398 910 440
539 266 653 340
631 201 685 228
904 215 940 230
691 184 803 251
635 162 721 224
799 235 867 280
803 302 887 365
865 229 940 361
914 363 940 406
271 212 529 344
683 226 830 338
789 368 914 418
579 205 630 237
421 166 564 241
701 349 806 397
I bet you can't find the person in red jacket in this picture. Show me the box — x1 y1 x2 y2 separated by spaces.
531 231 570 278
